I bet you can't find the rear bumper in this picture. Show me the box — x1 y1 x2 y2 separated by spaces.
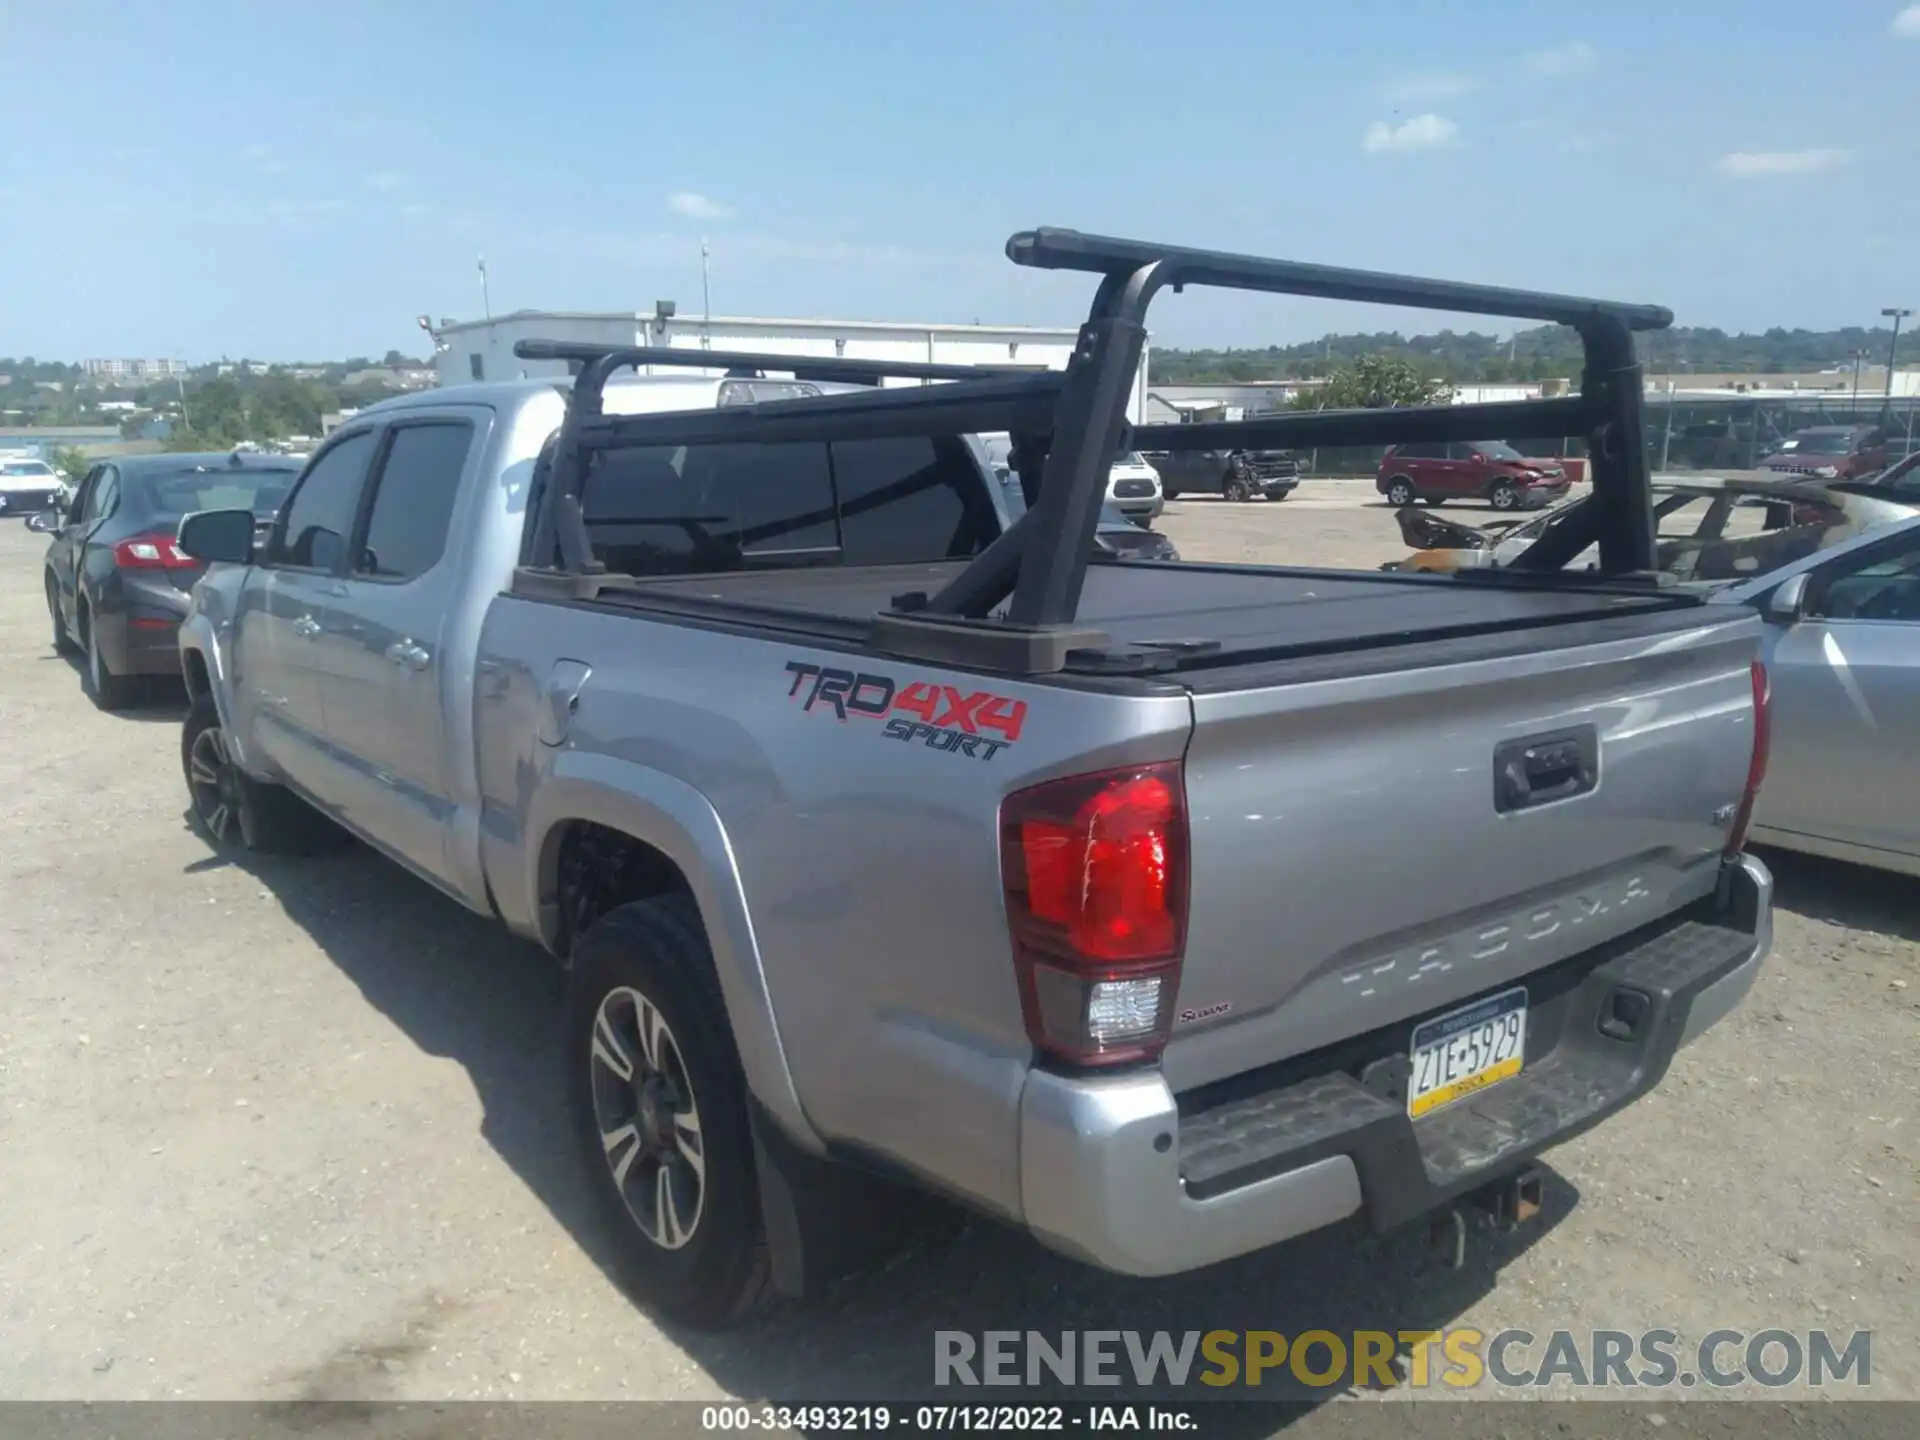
1017 853 1772 1277
93 584 191 676
1111 497 1164 521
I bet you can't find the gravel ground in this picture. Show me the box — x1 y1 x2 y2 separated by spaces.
0 496 1913 1426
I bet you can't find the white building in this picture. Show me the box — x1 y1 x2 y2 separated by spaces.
428 309 1147 423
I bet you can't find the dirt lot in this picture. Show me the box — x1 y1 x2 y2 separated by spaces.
0 492 1914 1423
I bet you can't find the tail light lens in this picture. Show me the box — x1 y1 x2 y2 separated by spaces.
114 533 196 570
1000 762 1189 1067
1724 659 1771 857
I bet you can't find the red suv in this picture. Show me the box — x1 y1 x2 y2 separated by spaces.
1758 425 1888 481
1377 441 1572 510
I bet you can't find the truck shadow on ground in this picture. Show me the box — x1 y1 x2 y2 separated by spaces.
205 831 1577 1426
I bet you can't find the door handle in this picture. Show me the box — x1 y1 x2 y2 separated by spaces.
291 615 321 639
386 640 431 670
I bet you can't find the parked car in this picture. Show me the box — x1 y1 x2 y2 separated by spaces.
1144 445 1301 502
1377 441 1571 511
31 451 302 709
1105 450 1164 522
1757 425 1887 481
996 467 1180 561
0 455 66 518
170 231 1770 1328
1711 513 1920 877
1385 476 1919 581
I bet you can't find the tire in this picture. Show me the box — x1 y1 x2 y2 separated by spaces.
567 895 772 1327
181 695 343 854
1162 486 1180 501
80 605 139 711
47 576 77 657
1264 487 1291 502
1385 476 1416 507
1489 482 1520 511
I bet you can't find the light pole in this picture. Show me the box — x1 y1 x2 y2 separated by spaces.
478 255 492 322
700 238 712 350
1851 348 1868 414
1881 307 1911 421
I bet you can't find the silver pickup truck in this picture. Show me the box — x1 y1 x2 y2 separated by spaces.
173 229 1774 1326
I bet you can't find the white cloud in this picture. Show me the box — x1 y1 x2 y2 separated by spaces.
1524 41 1595 75
1362 113 1459 154
667 190 732 221
363 170 407 192
1381 73 1481 102
1715 147 1852 177
1894 5 1920 38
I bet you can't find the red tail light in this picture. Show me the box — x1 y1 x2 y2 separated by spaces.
113 533 197 570
1000 762 1189 1067
1724 659 1771 857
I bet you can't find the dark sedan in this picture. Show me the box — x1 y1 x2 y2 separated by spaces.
33 452 300 709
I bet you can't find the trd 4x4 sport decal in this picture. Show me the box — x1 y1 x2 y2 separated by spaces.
782 661 1027 762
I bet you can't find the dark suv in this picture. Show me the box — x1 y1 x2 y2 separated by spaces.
1143 447 1302 502
1758 425 1887 481
1377 440 1571 510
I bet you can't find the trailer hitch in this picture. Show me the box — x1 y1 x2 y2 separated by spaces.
1427 1167 1548 1268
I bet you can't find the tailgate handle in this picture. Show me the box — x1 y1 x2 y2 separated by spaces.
1495 726 1598 813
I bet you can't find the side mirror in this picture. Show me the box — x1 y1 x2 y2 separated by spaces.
25 510 59 534
177 508 257 565
1765 572 1808 623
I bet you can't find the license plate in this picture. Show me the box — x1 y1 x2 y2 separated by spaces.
1407 987 1527 1118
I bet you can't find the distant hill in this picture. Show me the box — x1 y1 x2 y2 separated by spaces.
1151 324 1920 386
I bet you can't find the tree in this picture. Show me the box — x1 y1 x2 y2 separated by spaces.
50 446 91 485
1293 354 1451 410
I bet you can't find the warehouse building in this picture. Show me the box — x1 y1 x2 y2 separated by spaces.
426 307 1148 422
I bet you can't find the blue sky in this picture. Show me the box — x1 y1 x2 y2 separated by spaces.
4 0 1919 360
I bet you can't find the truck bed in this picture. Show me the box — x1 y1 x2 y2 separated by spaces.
593 560 1723 686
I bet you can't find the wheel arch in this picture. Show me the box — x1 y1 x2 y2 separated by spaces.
525 753 821 1154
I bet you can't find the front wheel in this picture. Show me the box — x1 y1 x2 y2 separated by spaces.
1161 486 1180 501
1385 476 1416 507
1489 482 1520 511
568 896 772 1327
181 696 343 853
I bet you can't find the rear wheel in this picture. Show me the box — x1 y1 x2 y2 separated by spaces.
181 696 343 853
47 576 77 657
1385 476 1416 507
568 896 772 1327
1489 482 1520 511
81 606 138 711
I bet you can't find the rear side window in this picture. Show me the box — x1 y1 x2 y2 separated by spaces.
357 423 473 581
830 436 996 565
272 432 373 570
581 441 837 576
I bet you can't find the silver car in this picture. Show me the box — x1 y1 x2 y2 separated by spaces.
1714 512 1920 877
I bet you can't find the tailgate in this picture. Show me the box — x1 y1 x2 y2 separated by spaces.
1162 607 1762 1094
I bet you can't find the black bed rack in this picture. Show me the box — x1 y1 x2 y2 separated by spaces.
518 227 1672 675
